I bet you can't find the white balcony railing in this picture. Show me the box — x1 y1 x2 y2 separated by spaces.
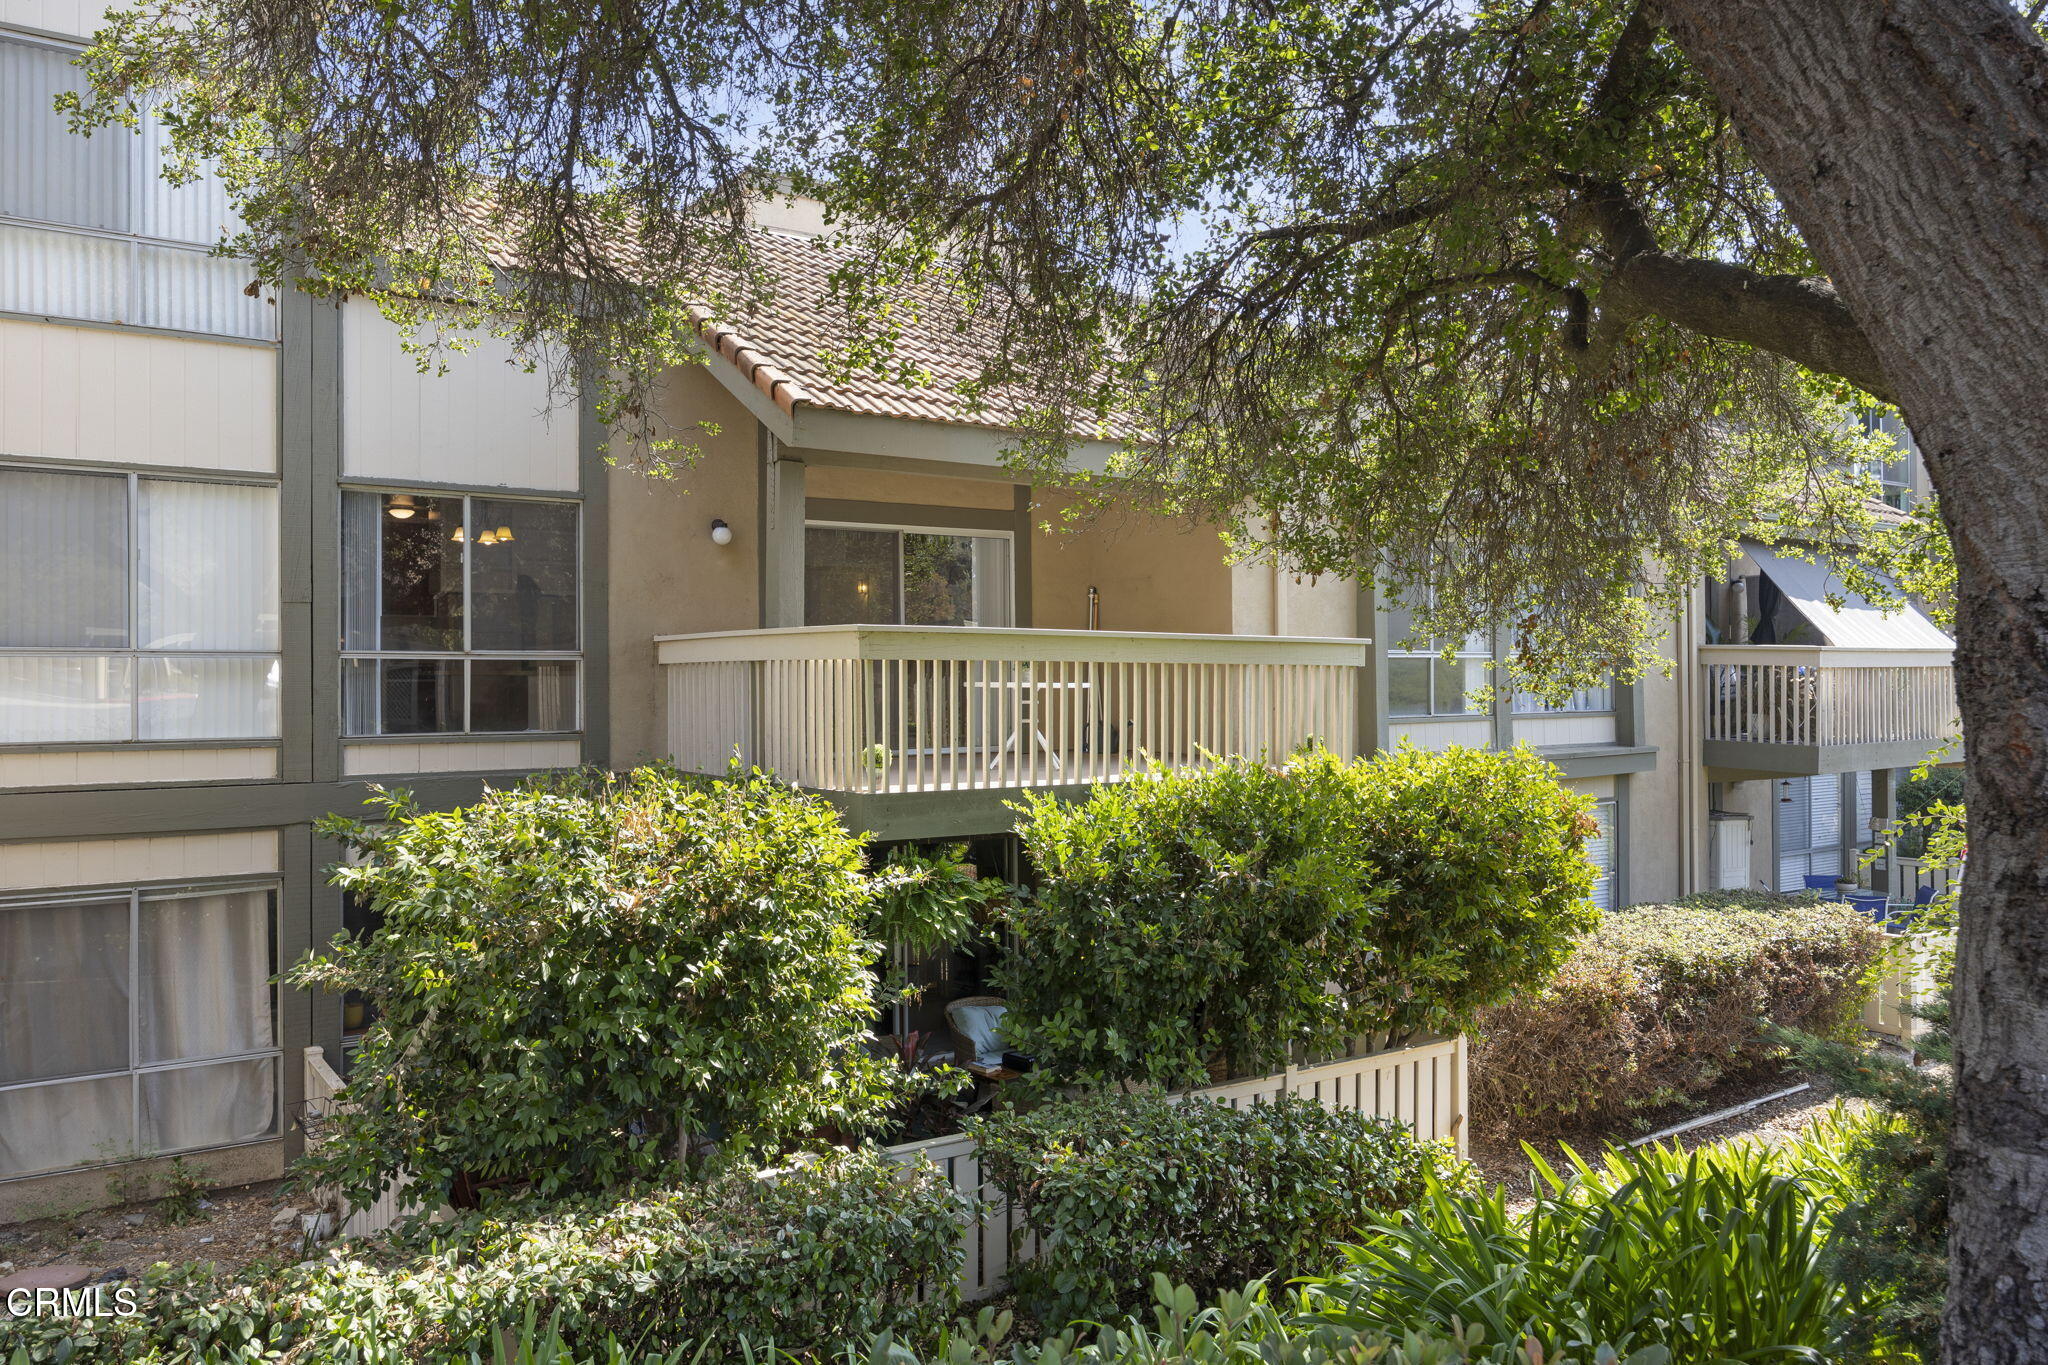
1700 645 1957 749
655 625 1370 795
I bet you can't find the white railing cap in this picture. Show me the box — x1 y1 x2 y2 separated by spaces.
657 623 1374 666
1698 643 1954 669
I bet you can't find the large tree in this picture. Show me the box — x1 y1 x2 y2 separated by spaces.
70 0 2047 1354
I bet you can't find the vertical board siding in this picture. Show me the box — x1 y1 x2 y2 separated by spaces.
0 318 279 471
339 298 579 491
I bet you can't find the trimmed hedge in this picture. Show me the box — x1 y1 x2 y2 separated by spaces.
6 1150 965 1364
1470 891 1889 1136
971 1088 1469 1327
1001 746 1598 1089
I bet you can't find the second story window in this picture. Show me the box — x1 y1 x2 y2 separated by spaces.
1513 682 1615 714
0 466 280 744
1383 586 1490 718
339 490 580 736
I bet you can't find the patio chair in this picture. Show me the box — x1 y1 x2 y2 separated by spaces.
945 995 1016 1080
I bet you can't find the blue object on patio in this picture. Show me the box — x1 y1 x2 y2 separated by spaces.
1915 883 1939 905
1844 891 1890 924
1803 874 1844 891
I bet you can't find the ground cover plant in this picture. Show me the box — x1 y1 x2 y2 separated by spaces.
1470 891 1889 1135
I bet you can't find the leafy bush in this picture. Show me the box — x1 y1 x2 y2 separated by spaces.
6 1150 965 1364
1470 891 1889 1135
295 765 904 1213
971 1088 1468 1326
1784 970 1955 1359
1001 747 1597 1089
1307 1130 1876 1365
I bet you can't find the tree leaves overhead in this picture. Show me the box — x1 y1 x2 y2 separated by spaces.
75 0 1906 682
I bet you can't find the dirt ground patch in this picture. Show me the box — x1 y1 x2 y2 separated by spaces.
0 1177 324 1280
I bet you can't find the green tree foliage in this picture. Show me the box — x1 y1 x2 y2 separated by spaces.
1000 747 1596 1089
872 842 1012 956
295 766 904 1212
60 0 1948 690
1470 892 1890 1135
971 1089 1468 1327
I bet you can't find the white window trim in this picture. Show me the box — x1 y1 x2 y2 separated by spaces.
339 486 585 738
0 881 282 1179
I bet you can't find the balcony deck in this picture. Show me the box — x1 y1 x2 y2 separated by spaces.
656 625 1371 834
1700 644 1957 776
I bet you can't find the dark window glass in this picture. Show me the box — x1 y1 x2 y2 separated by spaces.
1387 658 1430 717
470 660 578 732
470 500 578 651
902 534 976 626
341 658 463 735
349 493 464 651
806 528 901 625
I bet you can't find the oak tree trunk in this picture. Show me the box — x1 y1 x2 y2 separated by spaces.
1650 1 2048 1357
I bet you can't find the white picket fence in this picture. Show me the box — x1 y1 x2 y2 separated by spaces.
301 1046 423 1238
882 1034 1470 1304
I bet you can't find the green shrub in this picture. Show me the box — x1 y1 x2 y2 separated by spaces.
295 765 904 1213
970 1088 1468 1327
1470 891 1889 1135
1001 746 1597 1089
1306 1132 1874 1365
6 1150 965 1365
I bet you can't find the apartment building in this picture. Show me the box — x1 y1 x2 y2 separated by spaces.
0 0 1957 1215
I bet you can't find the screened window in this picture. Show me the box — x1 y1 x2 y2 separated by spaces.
0 37 271 339
0 887 278 1177
1587 800 1618 910
340 490 581 736
1383 587 1490 718
0 467 280 744
804 525 1014 627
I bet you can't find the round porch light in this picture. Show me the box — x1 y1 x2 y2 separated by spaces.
710 518 733 546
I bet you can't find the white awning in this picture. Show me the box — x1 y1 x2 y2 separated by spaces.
1744 543 1953 650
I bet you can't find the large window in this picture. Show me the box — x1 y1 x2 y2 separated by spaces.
0 466 280 744
1513 682 1615 714
0 887 278 1177
341 490 581 735
1383 587 1491 718
805 525 1014 627
0 36 272 340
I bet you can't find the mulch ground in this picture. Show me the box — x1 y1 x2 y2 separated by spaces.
0 1177 316 1280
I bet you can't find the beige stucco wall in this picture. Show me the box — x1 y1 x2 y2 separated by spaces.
1229 561 1359 638
1029 494 1234 634
606 364 762 769
1627 621 1690 905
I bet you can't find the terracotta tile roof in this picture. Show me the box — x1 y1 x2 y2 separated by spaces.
686 226 1049 433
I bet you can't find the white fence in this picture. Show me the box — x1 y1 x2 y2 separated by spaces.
1699 645 1956 749
1862 932 1950 1045
307 1033 1469 1276
883 1034 1469 1304
658 625 1371 794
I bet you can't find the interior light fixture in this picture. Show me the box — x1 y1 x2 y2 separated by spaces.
451 525 466 543
477 529 499 546
494 525 515 543
386 494 417 521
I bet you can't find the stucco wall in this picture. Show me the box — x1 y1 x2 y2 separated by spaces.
1627 621 1690 905
606 364 762 769
1029 494 1234 633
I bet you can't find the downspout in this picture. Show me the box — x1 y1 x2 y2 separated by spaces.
1676 591 1703 895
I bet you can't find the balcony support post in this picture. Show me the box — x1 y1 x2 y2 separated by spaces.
757 426 806 628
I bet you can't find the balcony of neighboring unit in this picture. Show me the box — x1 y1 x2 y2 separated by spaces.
1700 645 1957 777
656 625 1370 837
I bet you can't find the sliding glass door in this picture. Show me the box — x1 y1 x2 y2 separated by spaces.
804 525 1013 627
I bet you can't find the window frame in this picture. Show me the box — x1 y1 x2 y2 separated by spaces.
1588 799 1619 910
1512 682 1616 716
338 485 585 738
0 881 282 1177
0 460 282 747
803 519 1017 627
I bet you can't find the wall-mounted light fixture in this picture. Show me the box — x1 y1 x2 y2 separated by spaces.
710 518 733 546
